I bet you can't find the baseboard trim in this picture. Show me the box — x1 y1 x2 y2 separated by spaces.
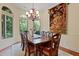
59 46 79 56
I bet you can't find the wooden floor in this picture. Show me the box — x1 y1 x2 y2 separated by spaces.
0 43 72 56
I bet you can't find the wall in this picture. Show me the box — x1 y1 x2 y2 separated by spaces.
60 3 79 52
40 10 50 32
0 3 24 50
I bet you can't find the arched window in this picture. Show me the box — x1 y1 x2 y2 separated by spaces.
19 16 28 32
2 6 12 14
33 18 40 35
1 6 13 39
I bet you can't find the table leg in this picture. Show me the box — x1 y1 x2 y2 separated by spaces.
34 44 38 56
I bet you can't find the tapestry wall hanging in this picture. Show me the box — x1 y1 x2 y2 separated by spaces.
49 3 67 34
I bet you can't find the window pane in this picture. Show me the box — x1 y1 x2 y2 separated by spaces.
33 20 40 35
2 15 13 38
6 16 13 38
20 18 28 32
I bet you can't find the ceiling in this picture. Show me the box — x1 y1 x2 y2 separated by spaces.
14 3 58 11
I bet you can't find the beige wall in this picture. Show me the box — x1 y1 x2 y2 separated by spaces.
0 4 25 49
60 3 79 52
40 10 50 32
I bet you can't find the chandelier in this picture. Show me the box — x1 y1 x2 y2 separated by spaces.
26 6 40 21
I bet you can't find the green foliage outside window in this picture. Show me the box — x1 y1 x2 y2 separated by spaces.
6 16 13 38
2 15 13 38
33 20 40 35
20 17 28 32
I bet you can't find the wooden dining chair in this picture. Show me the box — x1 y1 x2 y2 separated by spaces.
24 31 35 56
20 32 26 51
40 33 61 56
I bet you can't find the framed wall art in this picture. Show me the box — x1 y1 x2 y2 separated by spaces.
49 3 67 34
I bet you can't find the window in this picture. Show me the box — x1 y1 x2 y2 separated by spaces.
33 19 40 35
19 17 28 32
1 6 13 39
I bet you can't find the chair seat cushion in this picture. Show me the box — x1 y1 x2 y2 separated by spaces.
42 47 56 56
28 45 35 53
43 47 54 51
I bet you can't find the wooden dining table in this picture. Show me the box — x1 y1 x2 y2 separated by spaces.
28 34 51 56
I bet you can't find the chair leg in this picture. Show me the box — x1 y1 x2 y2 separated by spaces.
28 47 30 56
22 44 25 51
39 48 43 56
39 51 42 56
24 48 27 56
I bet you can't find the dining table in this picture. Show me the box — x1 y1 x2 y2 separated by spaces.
28 34 51 56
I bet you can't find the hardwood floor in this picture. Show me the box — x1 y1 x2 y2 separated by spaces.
0 43 72 56
0 43 24 56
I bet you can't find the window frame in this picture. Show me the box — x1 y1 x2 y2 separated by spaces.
1 6 13 39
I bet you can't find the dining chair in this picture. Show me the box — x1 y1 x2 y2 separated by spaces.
40 33 61 56
24 31 35 56
20 31 35 56
20 32 26 51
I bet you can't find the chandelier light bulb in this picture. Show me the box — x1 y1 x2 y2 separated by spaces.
37 14 39 17
30 9 33 13
28 14 31 17
26 12 29 15
36 10 39 15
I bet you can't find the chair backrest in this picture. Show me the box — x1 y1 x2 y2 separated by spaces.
52 33 61 50
26 31 34 46
24 31 29 46
20 31 28 48
43 32 53 47
20 32 25 44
